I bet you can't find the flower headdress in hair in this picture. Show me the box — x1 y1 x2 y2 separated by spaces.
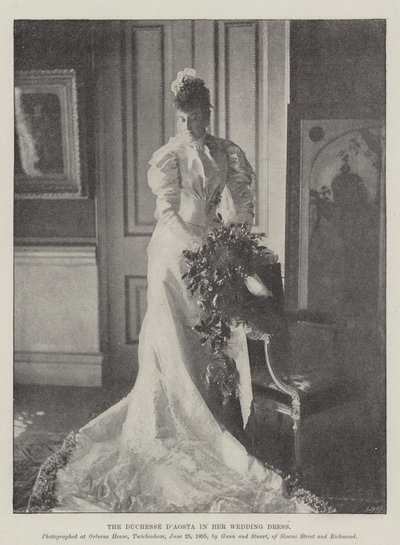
171 68 197 96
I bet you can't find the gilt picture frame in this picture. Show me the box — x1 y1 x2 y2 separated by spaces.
14 69 82 198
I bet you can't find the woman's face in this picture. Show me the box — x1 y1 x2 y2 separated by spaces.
176 108 208 143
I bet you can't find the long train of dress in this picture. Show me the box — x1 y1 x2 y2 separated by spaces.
28 135 330 513
26 222 327 514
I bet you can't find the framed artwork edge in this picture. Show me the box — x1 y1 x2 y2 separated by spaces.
14 68 83 199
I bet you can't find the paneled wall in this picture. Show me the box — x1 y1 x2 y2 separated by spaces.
14 22 100 385
98 20 290 382
14 21 97 243
286 20 385 404
14 246 103 386
121 20 281 237
122 23 166 235
14 20 290 385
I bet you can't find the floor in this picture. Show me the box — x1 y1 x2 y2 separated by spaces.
14 382 386 513
249 393 386 512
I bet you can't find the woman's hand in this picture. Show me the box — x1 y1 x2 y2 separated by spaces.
186 235 202 253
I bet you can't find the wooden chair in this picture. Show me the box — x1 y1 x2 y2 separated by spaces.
247 316 350 474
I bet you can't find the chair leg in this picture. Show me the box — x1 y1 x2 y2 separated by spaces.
293 418 301 475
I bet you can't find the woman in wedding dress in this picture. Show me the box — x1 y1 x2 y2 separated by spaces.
29 69 321 514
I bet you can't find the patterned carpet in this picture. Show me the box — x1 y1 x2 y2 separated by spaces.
14 432 66 512
14 383 128 513
14 384 386 514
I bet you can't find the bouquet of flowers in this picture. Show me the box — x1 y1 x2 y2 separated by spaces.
182 219 280 402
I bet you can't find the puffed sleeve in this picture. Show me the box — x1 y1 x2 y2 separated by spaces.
218 141 256 227
148 146 194 245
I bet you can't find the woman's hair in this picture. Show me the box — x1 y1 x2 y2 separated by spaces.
174 77 212 122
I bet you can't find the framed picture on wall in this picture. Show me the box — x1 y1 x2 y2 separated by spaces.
286 106 385 323
14 69 82 198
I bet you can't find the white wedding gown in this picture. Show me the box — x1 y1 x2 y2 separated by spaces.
49 134 313 513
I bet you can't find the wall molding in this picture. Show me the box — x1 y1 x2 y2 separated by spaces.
14 244 102 386
14 245 97 266
123 22 165 236
125 275 147 344
14 351 103 387
260 20 290 265
14 237 97 246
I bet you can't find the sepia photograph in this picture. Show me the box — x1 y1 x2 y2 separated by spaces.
3 1 399 542
12 16 386 516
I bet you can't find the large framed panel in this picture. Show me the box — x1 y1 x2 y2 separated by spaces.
192 21 218 135
298 118 384 316
14 69 82 198
123 24 165 235
217 21 263 230
224 22 258 172
125 275 148 344
286 104 385 318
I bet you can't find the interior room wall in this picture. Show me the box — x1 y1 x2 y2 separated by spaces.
14 21 102 385
14 20 290 385
287 19 385 407
14 20 96 242
15 19 385 396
